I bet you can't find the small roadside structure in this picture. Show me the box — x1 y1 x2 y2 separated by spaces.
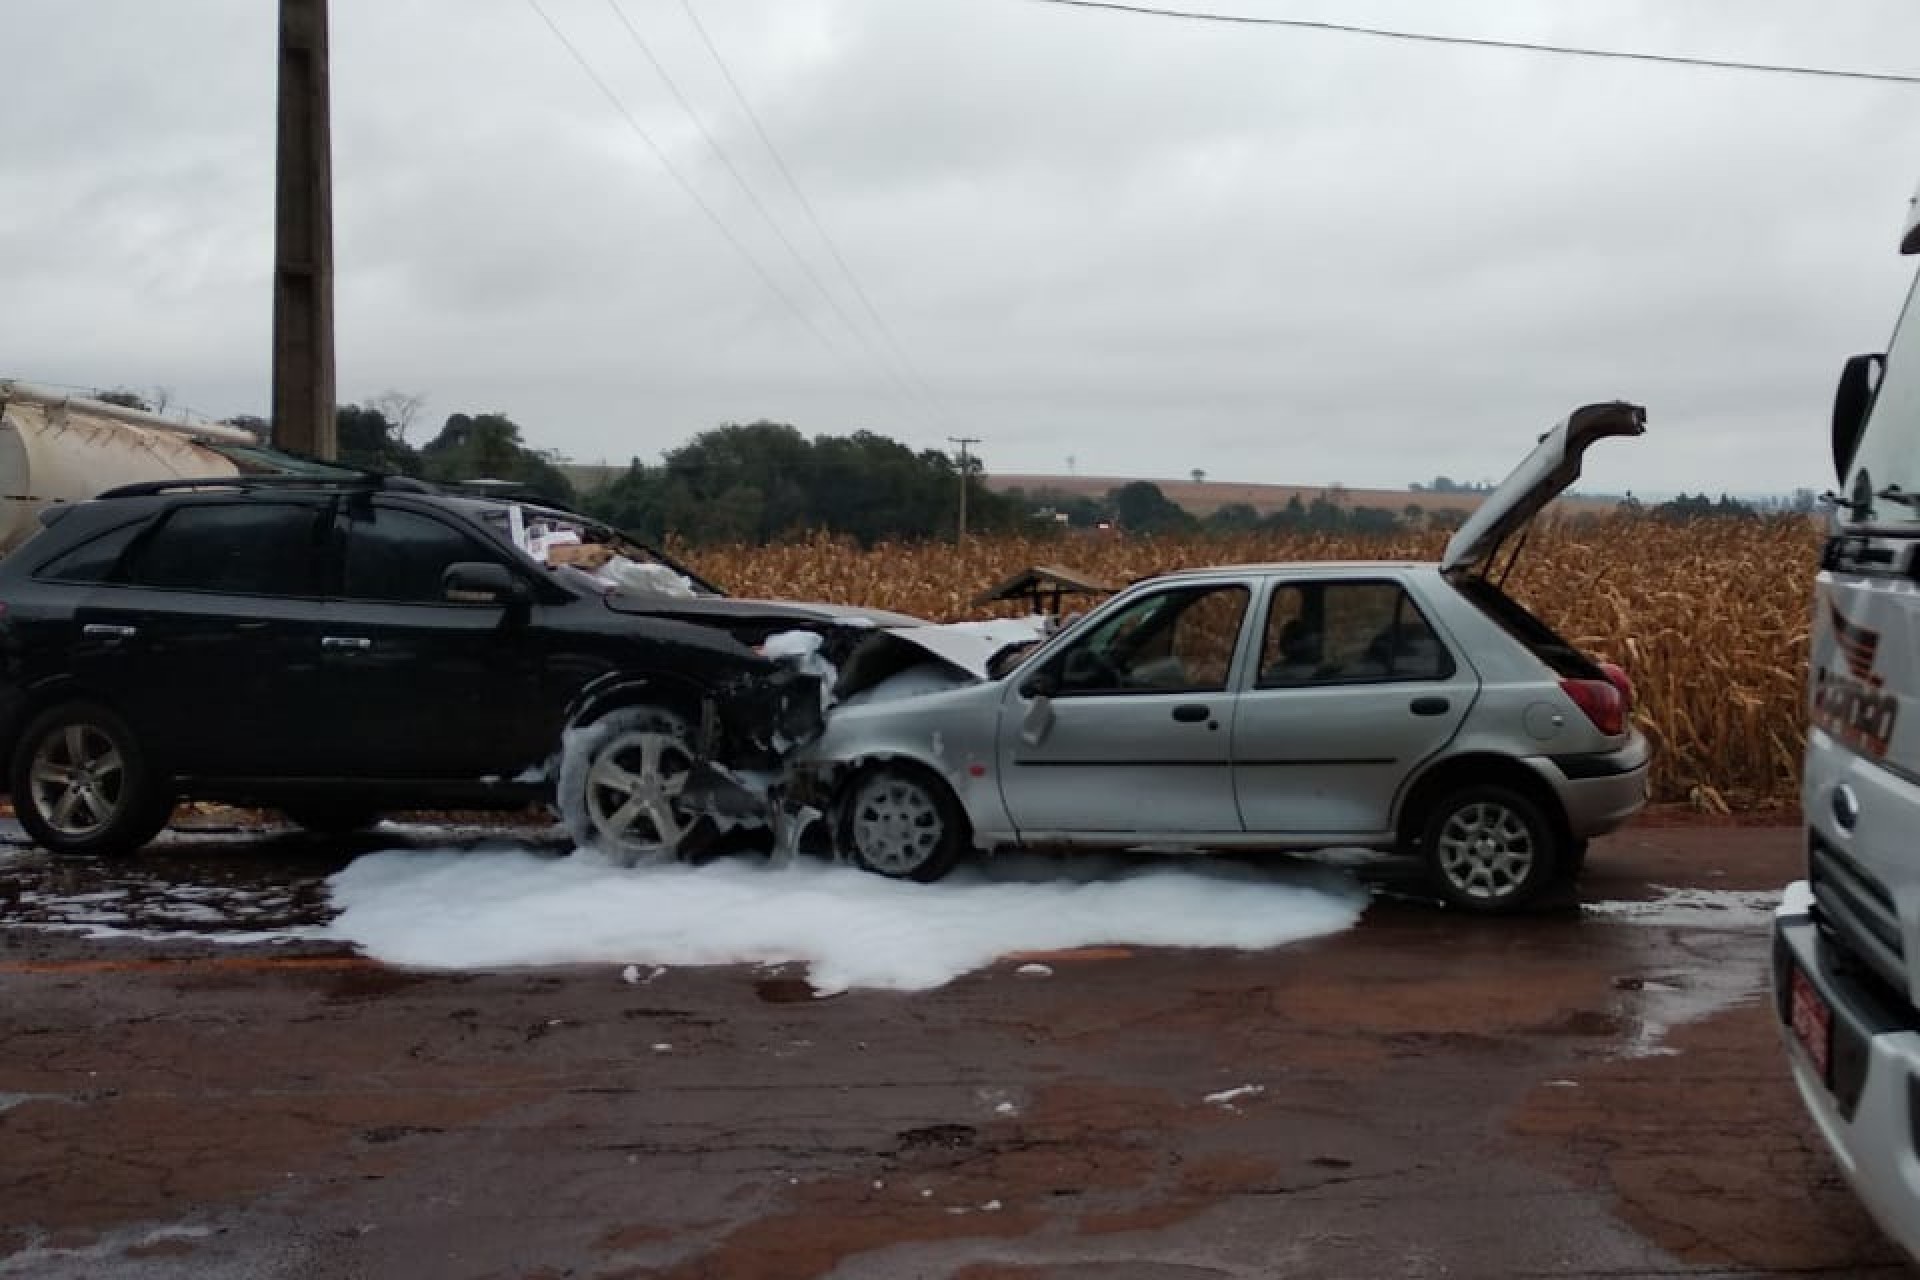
971 563 1117 619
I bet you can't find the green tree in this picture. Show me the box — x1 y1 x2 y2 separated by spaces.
420 412 575 506
336 404 421 475
1111 481 1194 534
1204 502 1262 533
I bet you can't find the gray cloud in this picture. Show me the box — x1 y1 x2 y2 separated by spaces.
2 0 1917 496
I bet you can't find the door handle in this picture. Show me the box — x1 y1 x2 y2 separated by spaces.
321 636 371 651
1172 704 1211 723
1410 696 1451 716
82 623 137 640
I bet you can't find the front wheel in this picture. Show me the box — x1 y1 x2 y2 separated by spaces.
1419 784 1561 914
557 705 698 862
841 765 968 883
10 701 172 858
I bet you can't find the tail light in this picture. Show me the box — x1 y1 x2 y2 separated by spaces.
1597 660 1633 705
1560 674 1627 736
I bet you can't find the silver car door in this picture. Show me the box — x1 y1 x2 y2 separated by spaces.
1232 577 1474 834
997 581 1251 836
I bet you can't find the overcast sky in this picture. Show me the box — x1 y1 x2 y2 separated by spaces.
4 0 1918 496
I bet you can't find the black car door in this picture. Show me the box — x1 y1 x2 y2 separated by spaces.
70 497 333 777
312 498 558 778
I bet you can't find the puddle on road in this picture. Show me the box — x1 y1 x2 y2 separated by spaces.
1582 885 1783 1059
0 820 567 944
0 820 1791 1062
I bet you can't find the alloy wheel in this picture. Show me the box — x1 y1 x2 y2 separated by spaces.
29 722 128 840
1433 799 1536 903
850 775 947 876
584 729 696 857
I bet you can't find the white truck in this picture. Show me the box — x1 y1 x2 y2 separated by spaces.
1774 182 1920 1258
0 381 260 553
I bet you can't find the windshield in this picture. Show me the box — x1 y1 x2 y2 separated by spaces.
1843 268 1920 529
469 503 725 596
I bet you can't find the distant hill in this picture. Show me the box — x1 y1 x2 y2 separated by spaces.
986 474 1622 520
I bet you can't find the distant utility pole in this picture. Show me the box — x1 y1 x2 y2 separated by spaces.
949 436 981 543
271 0 337 458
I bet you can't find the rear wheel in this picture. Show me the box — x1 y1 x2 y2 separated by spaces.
1419 784 1560 914
10 701 172 859
558 705 698 862
841 765 967 883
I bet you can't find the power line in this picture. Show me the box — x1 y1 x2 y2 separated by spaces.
1022 0 1920 86
602 0 937 432
521 0 848 363
678 0 959 432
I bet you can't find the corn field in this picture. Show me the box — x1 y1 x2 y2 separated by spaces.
688 514 1824 814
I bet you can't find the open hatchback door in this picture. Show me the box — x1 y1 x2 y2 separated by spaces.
1440 401 1647 576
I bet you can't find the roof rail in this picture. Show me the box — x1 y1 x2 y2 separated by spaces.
93 473 440 501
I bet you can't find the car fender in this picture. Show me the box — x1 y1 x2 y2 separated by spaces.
803 683 1013 843
563 669 715 741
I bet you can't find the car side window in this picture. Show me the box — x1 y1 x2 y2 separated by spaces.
1052 584 1248 694
32 517 151 584
1258 581 1452 686
122 502 326 596
342 505 498 603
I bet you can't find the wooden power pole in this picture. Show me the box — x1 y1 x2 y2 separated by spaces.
948 436 980 543
271 0 337 458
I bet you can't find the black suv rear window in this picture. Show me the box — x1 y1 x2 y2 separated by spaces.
123 503 326 596
34 517 149 584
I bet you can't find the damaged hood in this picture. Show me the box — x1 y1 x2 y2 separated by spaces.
604 593 923 631
835 616 1051 702
1439 401 1646 575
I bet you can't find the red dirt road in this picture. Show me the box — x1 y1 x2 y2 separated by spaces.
0 824 1909 1279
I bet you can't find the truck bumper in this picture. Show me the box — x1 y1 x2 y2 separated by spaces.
1773 880 1920 1261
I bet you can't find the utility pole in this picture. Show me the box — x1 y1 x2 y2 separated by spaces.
271 0 337 458
948 436 981 543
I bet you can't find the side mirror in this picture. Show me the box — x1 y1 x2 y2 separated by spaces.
1833 353 1885 485
443 561 531 607
1021 670 1059 700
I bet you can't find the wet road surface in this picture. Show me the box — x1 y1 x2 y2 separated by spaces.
0 816 1908 1279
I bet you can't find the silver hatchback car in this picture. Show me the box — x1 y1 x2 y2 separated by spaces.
793 402 1652 913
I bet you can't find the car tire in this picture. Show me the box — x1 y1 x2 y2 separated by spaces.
1419 784 1560 914
10 700 172 859
558 704 698 862
1561 838 1590 879
281 803 382 835
841 765 967 883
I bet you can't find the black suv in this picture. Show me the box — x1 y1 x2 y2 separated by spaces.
0 474 911 859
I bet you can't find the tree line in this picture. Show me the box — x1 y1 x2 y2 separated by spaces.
86 385 1781 544
323 405 1776 541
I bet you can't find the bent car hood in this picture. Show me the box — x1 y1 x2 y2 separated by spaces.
604 594 923 629
1440 401 1646 575
835 616 1050 701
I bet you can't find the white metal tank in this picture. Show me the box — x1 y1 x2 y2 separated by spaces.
0 382 252 551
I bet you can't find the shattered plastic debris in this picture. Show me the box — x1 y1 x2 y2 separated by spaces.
599 557 695 596
763 629 841 713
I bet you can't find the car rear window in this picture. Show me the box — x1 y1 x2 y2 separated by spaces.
1258 580 1454 685
122 502 327 596
1448 574 1601 679
32 516 150 583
